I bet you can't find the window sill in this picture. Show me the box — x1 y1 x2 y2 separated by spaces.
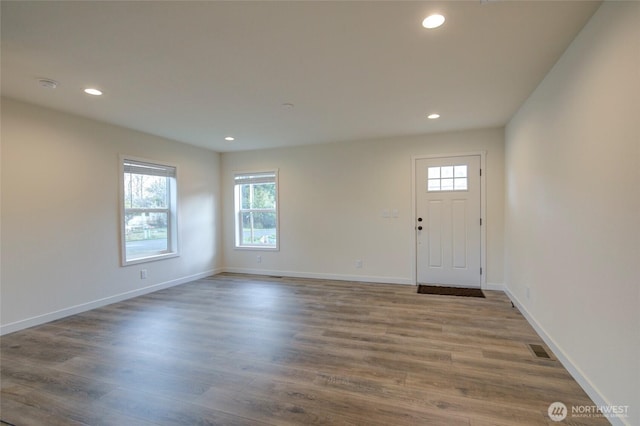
234 246 279 252
122 252 179 267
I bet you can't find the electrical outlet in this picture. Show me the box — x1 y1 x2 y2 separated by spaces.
355 259 363 269
256 255 262 263
140 269 148 279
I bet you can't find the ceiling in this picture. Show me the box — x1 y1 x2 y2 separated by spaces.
1 1 600 152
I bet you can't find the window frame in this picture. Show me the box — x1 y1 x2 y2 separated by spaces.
119 155 179 266
233 170 279 251
427 164 469 192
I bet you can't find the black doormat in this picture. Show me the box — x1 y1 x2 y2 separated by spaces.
417 285 485 298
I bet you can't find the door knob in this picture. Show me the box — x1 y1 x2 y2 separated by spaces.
417 226 423 231
417 217 423 222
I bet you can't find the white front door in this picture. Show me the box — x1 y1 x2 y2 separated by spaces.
416 155 481 287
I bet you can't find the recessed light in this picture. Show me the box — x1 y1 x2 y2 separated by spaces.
422 14 445 29
225 136 235 141
84 88 103 96
428 113 441 119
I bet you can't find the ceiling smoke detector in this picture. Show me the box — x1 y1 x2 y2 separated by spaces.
38 78 58 89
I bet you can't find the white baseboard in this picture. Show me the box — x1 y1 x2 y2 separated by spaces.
504 287 627 426
221 267 413 285
0 268 222 336
484 282 505 291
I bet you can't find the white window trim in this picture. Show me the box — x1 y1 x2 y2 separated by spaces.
234 169 280 251
119 155 180 266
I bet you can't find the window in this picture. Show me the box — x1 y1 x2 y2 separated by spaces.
427 165 468 191
234 171 278 249
121 158 178 265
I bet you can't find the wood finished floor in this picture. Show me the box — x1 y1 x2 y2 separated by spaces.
1 274 607 426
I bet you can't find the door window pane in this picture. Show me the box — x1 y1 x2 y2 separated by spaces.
428 167 440 179
428 179 441 192
441 178 454 191
427 165 469 192
454 178 468 190
454 165 467 178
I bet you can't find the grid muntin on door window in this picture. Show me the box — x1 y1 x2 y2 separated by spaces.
427 165 468 191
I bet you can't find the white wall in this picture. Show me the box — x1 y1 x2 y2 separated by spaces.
0 98 222 333
505 2 639 425
222 128 504 287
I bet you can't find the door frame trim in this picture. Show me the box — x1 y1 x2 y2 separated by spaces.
411 151 487 288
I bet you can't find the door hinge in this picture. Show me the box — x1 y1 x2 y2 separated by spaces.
480 168 482 176
480 267 483 275
480 218 483 226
